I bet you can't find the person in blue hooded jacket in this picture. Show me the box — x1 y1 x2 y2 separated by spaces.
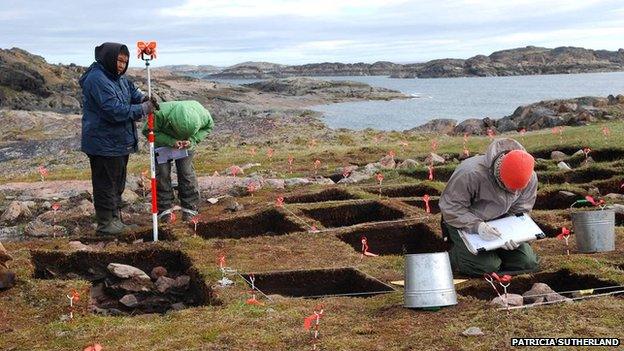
79 42 158 235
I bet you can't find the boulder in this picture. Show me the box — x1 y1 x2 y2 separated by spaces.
150 266 168 280
379 155 396 169
174 275 191 289
111 277 154 293
1 201 32 222
461 327 484 337
557 162 572 170
68 241 92 252
408 118 457 134
453 118 484 135
221 196 244 212
121 189 140 204
550 151 568 161
0 226 22 242
119 294 139 308
605 193 624 201
424 153 445 165
107 263 150 281
363 163 381 175
522 283 555 304
491 294 523 308
396 159 419 169
155 276 176 293
24 219 67 237
337 170 371 184
284 178 311 187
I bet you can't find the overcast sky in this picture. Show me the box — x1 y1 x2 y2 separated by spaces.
2 0 623 67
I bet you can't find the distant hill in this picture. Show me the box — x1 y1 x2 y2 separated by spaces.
197 46 624 79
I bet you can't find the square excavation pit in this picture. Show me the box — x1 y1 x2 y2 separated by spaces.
77 227 175 244
457 269 621 301
301 202 404 228
368 184 442 198
534 190 587 210
196 209 304 239
403 198 441 214
591 177 624 196
245 267 395 298
337 223 449 256
31 248 213 315
283 188 358 204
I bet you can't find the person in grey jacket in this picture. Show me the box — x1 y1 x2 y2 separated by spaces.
439 138 539 276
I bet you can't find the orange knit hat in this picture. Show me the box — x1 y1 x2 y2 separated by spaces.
499 150 535 190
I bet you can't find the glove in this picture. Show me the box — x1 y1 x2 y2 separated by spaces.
477 222 502 241
150 96 160 111
502 240 520 250
141 100 155 116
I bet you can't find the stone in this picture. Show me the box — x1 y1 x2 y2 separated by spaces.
151 266 168 280
550 151 568 161
284 178 311 187
545 292 572 303
557 162 572 170
363 162 381 175
121 189 139 204
68 241 92 251
170 302 186 311
174 275 191 289
461 327 485 337
424 152 446 165
397 159 419 169
337 170 371 184
90 283 106 302
605 193 624 201
119 294 139 308
1 201 32 222
453 118 485 135
155 276 176 293
408 118 457 134
490 294 523 308
610 204 624 214
111 277 154 293
522 283 555 304
0 270 16 290
264 179 285 189
0 226 22 242
221 196 243 212
24 219 67 237
240 163 261 171
310 177 334 185
558 191 577 198
0 242 13 268
572 149 585 157
107 263 150 281
379 155 396 169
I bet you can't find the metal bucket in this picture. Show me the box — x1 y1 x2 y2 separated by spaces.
571 209 615 253
404 252 457 308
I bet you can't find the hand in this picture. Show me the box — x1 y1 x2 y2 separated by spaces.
181 140 191 149
150 96 160 111
174 140 184 149
141 100 155 115
478 222 502 241
502 240 520 250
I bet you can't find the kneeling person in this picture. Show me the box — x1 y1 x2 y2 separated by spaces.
439 138 539 276
143 100 214 222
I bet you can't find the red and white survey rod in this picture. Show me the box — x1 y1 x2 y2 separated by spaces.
137 41 159 241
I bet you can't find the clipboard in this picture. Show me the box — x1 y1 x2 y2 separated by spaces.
155 147 189 164
458 213 545 255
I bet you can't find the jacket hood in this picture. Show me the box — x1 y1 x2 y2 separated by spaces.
483 138 526 168
170 103 201 140
94 42 129 77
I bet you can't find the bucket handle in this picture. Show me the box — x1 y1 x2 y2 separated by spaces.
570 196 606 211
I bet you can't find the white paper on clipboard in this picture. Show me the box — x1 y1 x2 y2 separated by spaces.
458 213 545 255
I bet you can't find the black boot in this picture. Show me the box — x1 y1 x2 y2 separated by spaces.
112 208 138 231
95 209 124 235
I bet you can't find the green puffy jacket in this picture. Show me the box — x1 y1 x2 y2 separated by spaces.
142 100 214 149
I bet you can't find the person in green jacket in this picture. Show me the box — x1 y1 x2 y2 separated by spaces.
142 100 214 222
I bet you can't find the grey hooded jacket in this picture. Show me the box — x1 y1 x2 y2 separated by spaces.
439 138 538 233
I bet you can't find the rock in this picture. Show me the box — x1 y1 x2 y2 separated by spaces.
379 155 396 169
1 201 32 222
461 327 484 337
605 193 624 201
424 152 445 165
550 151 568 161
610 204 624 214
408 118 457 134
558 191 577 198
107 263 150 281
24 219 67 237
284 178 311 187
170 302 187 311
363 162 381 175
337 170 371 184
0 270 16 290
151 266 168 280
111 277 154 293
264 179 285 189
121 189 139 204
397 159 419 169
174 275 191 289
90 283 106 303
557 162 572 170
582 156 595 165
68 241 92 251
310 177 334 185
522 283 555 304
221 196 243 212
491 294 523 307
119 294 139 308
453 118 485 135
572 149 585 157
155 276 176 293
545 292 572 303
240 163 261 171
0 226 22 242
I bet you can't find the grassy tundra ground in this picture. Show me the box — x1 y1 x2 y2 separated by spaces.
1 121 624 350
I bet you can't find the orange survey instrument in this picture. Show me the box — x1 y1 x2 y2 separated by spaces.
137 41 158 241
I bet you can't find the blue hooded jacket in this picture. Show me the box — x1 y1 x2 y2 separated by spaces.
79 42 145 156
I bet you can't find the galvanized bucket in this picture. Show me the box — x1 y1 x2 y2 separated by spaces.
571 209 615 253
404 252 457 308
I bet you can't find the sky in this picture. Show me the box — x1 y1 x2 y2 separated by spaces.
1 0 623 67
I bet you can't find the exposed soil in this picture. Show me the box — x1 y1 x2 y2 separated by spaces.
196 209 304 239
245 267 395 298
590 176 624 195
336 223 449 255
76 227 175 243
369 184 442 198
283 188 358 204
534 190 585 210
30 248 214 314
457 269 621 301
301 201 405 228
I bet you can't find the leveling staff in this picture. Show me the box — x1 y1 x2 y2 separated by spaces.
440 138 540 276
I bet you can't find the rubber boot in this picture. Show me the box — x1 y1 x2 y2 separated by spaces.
112 208 138 231
95 209 124 235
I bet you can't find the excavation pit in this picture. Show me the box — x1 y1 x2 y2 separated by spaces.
403 198 441 214
31 248 212 315
283 188 358 204
400 167 455 182
369 184 442 198
458 269 621 301
245 268 395 298
534 190 585 210
337 223 449 255
301 202 404 228
591 177 624 196
77 227 175 244
196 209 304 239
